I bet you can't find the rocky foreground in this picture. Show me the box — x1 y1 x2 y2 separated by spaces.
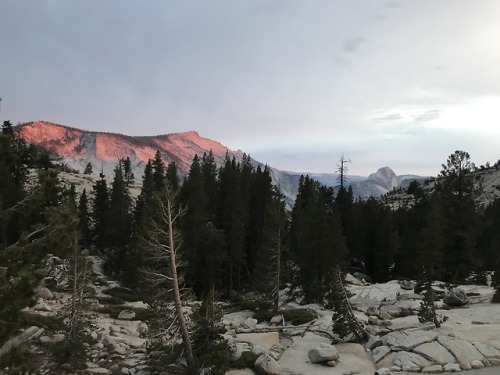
2 256 499 375
226 279 500 375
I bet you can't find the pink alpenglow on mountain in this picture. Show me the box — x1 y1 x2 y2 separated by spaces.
16 121 244 174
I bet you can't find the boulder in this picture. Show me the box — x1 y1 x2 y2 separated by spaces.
240 317 257 330
438 335 484 363
443 363 461 372
472 341 500 358
118 310 136 320
33 299 52 312
375 368 391 375
443 288 469 306
254 354 280 375
229 342 253 361
36 286 54 300
372 345 391 363
399 280 415 290
414 341 456 365
270 315 283 325
470 359 485 369
307 343 339 363
422 364 443 373
385 330 437 351
366 306 379 316
353 272 372 284
0 326 44 357
394 351 431 369
365 335 383 351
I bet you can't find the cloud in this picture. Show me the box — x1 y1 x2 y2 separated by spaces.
371 113 403 123
384 1 403 9
413 109 440 122
344 37 366 53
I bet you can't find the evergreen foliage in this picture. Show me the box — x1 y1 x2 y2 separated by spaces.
289 175 348 303
83 162 93 175
435 150 481 281
190 288 228 374
330 266 368 342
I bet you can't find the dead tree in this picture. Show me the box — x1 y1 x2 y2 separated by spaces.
336 154 351 192
141 188 193 361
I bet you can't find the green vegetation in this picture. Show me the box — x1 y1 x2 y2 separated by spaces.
102 286 143 302
3 117 500 365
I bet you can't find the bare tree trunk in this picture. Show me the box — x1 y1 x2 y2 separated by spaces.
166 198 193 361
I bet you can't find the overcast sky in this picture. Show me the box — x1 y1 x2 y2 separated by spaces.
1 1 500 176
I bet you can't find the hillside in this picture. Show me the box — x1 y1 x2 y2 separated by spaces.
15 121 426 206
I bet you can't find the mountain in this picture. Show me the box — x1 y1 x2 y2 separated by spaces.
16 121 245 177
15 121 423 206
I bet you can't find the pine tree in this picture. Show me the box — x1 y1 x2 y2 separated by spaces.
152 150 166 192
134 159 154 220
166 161 180 193
190 288 228 374
120 156 134 186
180 155 225 298
105 164 133 275
91 176 109 251
330 266 368 342
78 189 91 247
435 150 481 281
84 162 93 175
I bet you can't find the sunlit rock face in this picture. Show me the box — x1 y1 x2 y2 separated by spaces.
16 121 244 176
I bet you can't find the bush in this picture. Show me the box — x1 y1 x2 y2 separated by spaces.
492 290 500 303
283 309 316 325
255 308 315 325
97 296 124 305
231 351 259 369
0 346 37 375
102 287 142 302
50 337 89 366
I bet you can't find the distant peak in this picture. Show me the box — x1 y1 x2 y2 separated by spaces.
368 166 398 190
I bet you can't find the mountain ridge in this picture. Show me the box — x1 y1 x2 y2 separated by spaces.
15 121 421 204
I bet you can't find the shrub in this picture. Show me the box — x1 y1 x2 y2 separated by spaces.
231 351 260 369
0 346 37 375
102 287 142 302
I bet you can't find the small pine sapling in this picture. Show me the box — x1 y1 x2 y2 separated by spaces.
330 266 368 343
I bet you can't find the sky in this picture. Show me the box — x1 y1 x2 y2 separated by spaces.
1 1 500 176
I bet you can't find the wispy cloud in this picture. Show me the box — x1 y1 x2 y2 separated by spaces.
344 37 366 53
413 109 440 122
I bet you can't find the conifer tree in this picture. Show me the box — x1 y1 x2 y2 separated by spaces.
330 266 368 342
134 159 154 220
83 162 93 175
78 189 91 247
190 288 228 374
91 176 109 251
152 150 166 192
120 156 134 186
105 164 133 275
166 161 180 192
180 155 225 298
435 150 481 281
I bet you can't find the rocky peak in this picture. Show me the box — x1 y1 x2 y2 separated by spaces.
367 166 399 191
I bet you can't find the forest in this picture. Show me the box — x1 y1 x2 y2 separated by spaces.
1 119 500 373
